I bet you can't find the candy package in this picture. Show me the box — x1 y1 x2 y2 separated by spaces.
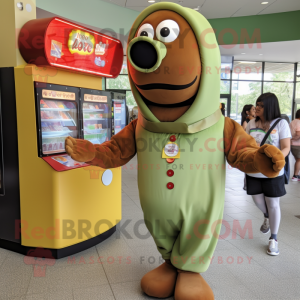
41 122 51 132
59 111 70 120
40 100 50 108
55 101 66 109
64 102 76 109
44 100 58 108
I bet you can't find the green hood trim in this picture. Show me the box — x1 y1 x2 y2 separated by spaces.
138 108 223 134
127 2 221 129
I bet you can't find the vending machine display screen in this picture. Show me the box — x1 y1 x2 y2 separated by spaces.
81 89 112 144
35 82 79 156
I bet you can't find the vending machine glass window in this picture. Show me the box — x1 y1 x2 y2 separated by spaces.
80 89 112 144
111 92 126 135
35 82 79 156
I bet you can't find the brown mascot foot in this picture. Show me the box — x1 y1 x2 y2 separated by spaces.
141 259 178 298
175 270 214 300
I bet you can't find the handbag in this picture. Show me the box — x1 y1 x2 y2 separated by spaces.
260 119 290 184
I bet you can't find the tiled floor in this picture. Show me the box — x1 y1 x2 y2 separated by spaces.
1 155 300 300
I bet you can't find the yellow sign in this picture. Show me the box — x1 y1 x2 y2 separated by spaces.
42 89 76 100
68 30 95 56
84 94 107 103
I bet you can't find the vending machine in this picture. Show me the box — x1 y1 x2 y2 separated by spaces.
111 92 127 135
0 1 124 258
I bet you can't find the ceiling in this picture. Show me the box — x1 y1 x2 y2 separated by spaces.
220 40 300 63
102 0 300 18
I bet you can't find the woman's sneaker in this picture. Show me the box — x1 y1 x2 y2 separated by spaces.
260 217 270 234
291 175 300 182
267 239 279 256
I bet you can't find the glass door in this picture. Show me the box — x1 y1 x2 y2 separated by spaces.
80 89 112 144
35 82 79 157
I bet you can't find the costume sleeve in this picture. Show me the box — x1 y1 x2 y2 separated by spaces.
224 117 286 177
224 117 260 173
87 119 138 169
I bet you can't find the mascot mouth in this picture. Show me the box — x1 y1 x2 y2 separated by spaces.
135 76 198 91
140 93 196 108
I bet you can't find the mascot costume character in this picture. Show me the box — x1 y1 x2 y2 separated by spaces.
65 3 285 299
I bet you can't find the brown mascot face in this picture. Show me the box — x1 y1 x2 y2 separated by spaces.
128 10 201 122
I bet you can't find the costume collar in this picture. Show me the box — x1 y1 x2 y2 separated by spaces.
138 109 222 134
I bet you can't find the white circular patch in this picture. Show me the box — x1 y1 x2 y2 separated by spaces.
102 170 113 186
164 143 179 157
26 4 32 12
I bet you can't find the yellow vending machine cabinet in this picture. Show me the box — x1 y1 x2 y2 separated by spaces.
0 11 124 258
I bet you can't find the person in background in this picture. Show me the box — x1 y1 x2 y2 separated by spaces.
290 109 300 181
246 93 291 256
241 104 256 130
241 104 256 190
220 103 225 116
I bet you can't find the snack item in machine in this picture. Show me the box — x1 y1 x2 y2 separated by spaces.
52 139 58 151
56 101 66 109
41 110 60 120
48 122 64 131
41 122 51 132
58 138 64 150
44 100 58 108
83 103 89 110
59 111 70 120
47 142 53 152
65 102 76 109
41 111 50 119
40 100 50 108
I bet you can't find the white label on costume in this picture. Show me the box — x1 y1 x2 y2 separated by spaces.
164 143 179 157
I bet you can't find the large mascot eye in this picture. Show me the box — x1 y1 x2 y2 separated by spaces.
137 24 154 39
156 20 180 43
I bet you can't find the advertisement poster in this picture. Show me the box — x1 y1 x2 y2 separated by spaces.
44 18 123 77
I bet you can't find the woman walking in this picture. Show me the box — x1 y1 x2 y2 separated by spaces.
246 93 291 256
241 104 256 130
290 109 300 181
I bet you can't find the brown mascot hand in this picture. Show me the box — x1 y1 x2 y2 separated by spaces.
65 136 95 162
253 144 285 178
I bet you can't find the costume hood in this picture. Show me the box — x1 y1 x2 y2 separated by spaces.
127 2 221 133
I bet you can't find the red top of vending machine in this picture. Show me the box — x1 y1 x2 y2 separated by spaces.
19 17 124 78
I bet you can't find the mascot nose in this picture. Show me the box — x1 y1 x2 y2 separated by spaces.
130 41 157 69
127 37 167 73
